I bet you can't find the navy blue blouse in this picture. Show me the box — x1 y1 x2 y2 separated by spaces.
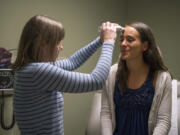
113 69 155 135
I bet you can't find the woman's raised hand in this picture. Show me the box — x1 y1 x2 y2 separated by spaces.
100 22 120 43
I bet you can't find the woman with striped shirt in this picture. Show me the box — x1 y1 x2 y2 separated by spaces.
11 15 118 135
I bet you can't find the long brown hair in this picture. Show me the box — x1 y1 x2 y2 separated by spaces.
11 15 65 70
116 21 168 93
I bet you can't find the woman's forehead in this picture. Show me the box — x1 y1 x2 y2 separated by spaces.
122 26 140 38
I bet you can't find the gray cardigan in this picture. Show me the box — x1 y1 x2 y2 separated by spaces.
101 64 172 135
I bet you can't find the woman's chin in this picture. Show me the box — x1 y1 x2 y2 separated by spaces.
121 55 128 60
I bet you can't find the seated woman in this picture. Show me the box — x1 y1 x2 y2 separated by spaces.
101 21 172 135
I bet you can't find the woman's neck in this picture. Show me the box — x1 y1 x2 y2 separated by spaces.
126 58 150 89
126 58 149 76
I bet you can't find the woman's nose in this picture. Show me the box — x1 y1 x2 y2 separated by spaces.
60 44 63 50
120 39 127 47
58 44 63 51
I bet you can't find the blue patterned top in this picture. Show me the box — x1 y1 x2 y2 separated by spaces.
113 69 155 135
13 38 114 135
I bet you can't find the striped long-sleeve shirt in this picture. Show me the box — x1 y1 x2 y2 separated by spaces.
13 38 114 135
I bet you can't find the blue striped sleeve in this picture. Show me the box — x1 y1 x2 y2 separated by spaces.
33 42 114 93
55 38 102 71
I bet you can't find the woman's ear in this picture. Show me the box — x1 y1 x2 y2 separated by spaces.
143 41 148 51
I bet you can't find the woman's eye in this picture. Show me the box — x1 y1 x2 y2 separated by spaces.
127 38 134 42
120 39 124 42
127 39 133 42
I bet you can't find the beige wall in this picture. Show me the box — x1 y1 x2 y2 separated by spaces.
0 0 179 135
0 0 125 135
